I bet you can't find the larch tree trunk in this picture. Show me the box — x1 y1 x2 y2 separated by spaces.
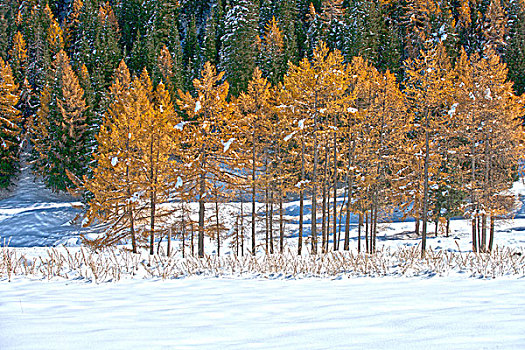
421 112 431 258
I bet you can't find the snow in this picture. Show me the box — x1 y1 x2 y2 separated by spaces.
0 154 86 247
111 156 118 167
347 107 358 114
222 137 235 152
298 119 306 129
484 88 493 100
174 121 187 131
175 176 183 188
284 131 296 141
1 277 524 349
2 153 525 349
195 101 202 113
448 103 458 116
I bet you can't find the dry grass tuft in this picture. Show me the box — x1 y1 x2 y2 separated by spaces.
1 245 524 282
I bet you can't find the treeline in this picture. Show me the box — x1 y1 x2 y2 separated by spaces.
72 43 525 258
0 0 523 257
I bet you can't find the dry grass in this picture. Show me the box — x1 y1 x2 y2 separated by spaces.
1 245 524 282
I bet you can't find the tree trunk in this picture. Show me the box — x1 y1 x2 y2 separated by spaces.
365 211 369 253
488 215 495 252
167 227 172 257
481 214 487 253
322 151 328 253
472 217 478 253
299 137 305 255
312 127 318 255
373 202 378 253
279 185 284 254
265 184 269 254
240 195 244 257
446 218 450 238
358 212 362 253
421 113 430 258
269 188 274 254
198 171 206 258
215 194 220 256
333 113 338 252
191 221 194 256
252 139 256 256
149 191 155 255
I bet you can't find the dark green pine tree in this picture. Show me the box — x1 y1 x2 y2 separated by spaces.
73 2 122 120
319 0 346 51
276 0 299 65
203 0 224 66
31 50 90 191
219 0 259 96
0 0 18 60
506 0 525 95
183 15 201 93
345 0 402 75
21 2 53 91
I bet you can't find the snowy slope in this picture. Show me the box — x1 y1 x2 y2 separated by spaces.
0 153 84 247
1 277 524 349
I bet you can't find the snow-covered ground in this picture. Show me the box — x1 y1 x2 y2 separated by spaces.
0 154 84 247
1 276 524 349
1 160 525 349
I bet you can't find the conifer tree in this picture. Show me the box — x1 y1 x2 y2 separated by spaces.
47 18 64 59
178 62 234 258
134 70 177 255
404 41 455 257
8 31 28 84
351 57 409 252
219 0 259 96
259 17 286 85
84 60 143 252
0 58 21 189
506 3 525 95
31 50 89 191
237 67 274 254
456 47 524 252
282 42 349 254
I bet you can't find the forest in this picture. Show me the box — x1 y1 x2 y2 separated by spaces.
0 0 524 259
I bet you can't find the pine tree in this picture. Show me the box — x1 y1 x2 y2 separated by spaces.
183 15 200 93
0 57 21 189
219 0 259 96
506 3 525 95
203 0 223 66
47 18 64 59
351 57 409 252
31 50 89 191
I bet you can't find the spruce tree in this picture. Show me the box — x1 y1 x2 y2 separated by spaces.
219 0 259 96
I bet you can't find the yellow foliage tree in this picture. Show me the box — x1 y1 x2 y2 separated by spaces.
0 58 21 189
177 62 235 257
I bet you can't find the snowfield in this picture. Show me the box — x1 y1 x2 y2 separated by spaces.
1 276 525 349
1 158 525 349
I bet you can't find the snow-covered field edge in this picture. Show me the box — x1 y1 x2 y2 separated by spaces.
2 244 524 282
